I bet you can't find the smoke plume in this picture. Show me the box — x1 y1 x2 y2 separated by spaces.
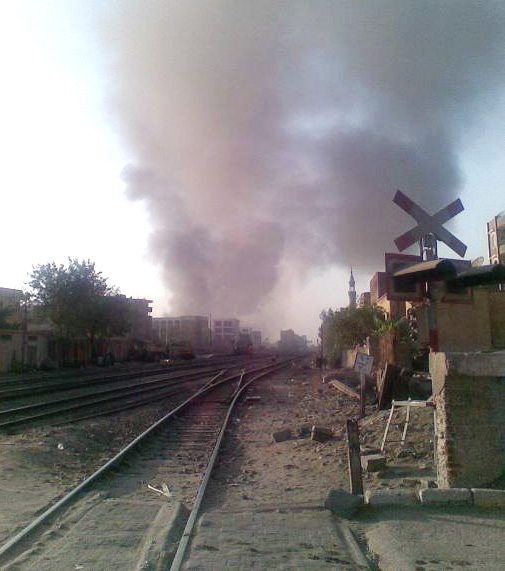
96 2 505 318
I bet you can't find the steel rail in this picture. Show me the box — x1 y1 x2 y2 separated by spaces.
0 360 275 430
170 363 285 571
0 366 224 419
0 360 285 564
0 370 225 563
0 376 218 430
0 355 272 397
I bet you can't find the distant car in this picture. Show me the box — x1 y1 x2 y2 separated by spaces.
159 358 172 367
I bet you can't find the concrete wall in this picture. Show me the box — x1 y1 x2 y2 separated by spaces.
0 331 22 373
341 346 372 369
489 291 505 349
374 294 406 320
430 352 505 488
435 288 493 352
341 348 358 368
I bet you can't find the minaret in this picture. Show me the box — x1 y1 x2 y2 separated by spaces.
348 267 356 309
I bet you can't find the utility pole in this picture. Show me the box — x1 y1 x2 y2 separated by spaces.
21 293 28 369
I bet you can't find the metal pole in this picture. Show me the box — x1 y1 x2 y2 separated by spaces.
21 294 28 368
359 372 366 418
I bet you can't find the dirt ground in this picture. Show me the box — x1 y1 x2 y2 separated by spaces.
0 359 436 552
206 360 436 513
0 393 200 545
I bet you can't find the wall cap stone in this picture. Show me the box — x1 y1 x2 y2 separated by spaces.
419 487 472 505
471 489 505 508
430 351 505 378
365 489 419 506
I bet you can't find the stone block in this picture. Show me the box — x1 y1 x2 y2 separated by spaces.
311 425 333 442
419 478 437 489
324 488 364 518
419 487 472 506
471 489 505 509
297 424 312 438
273 428 291 442
361 454 387 472
365 489 419 507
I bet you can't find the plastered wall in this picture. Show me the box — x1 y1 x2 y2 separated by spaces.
431 352 505 488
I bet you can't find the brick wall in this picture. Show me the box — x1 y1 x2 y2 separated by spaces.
430 352 505 488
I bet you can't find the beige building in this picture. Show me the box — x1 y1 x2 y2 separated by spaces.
278 329 307 352
487 211 505 265
124 297 153 341
0 288 52 373
213 318 240 345
153 315 209 352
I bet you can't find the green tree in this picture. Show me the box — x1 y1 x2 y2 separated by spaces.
28 259 131 344
319 305 417 367
319 306 386 366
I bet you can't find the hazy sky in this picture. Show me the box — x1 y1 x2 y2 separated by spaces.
2 2 505 341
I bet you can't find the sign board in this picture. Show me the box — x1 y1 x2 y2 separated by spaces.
354 353 374 376
385 253 424 302
393 190 467 258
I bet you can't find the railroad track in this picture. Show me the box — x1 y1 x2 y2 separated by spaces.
0 354 270 397
0 356 277 431
0 359 288 569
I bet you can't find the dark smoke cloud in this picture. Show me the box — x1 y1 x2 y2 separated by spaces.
96 1 505 317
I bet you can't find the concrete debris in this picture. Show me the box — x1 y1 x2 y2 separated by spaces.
310 426 334 442
365 489 418 506
361 454 387 472
471 489 505 508
418 487 472 506
419 478 438 489
328 379 360 400
297 424 312 438
324 488 364 518
273 428 292 443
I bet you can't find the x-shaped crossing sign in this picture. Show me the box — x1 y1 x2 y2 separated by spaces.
393 190 467 258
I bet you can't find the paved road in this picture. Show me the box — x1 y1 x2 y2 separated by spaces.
357 505 505 570
184 505 369 570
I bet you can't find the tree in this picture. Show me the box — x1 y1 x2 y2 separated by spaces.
28 259 131 344
319 306 386 366
319 305 417 367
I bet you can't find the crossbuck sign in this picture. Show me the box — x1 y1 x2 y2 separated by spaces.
393 190 467 258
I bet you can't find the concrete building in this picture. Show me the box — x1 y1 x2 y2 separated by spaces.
213 318 240 344
239 327 262 347
487 211 505 265
0 287 52 373
251 330 262 347
0 287 23 313
153 315 209 352
278 329 307 352
369 271 408 319
370 272 387 305
125 297 153 341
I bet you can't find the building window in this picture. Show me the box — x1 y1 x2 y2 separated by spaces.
28 335 38 341
1 334 12 341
